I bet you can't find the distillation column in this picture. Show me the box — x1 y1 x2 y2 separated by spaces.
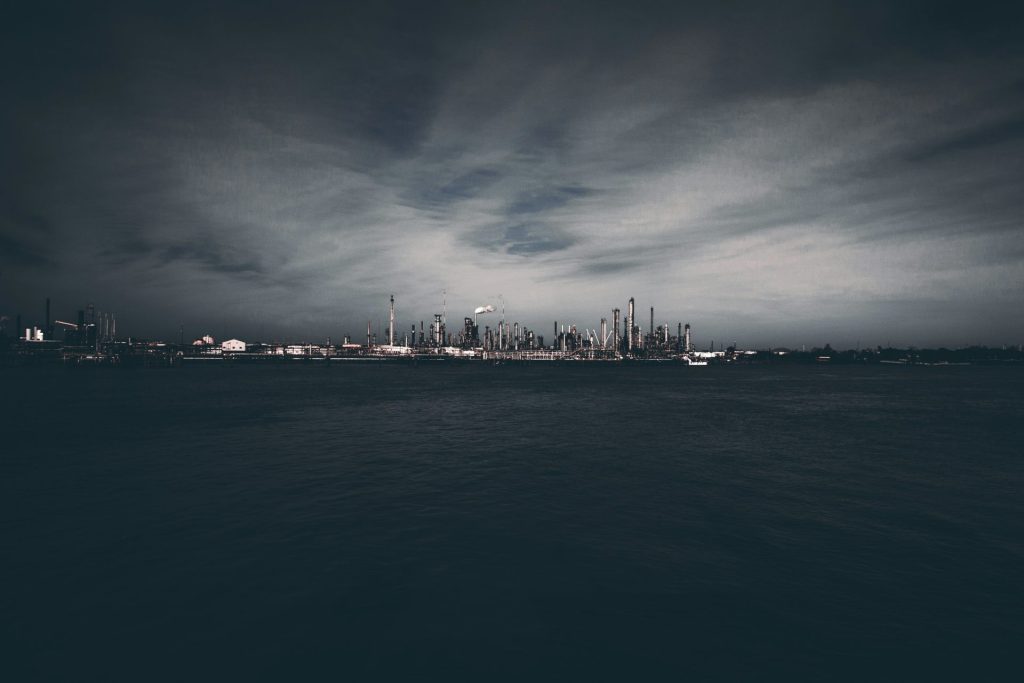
626 298 635 353
613 308 620 354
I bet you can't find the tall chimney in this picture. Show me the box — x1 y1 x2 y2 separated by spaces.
627 298 634 353
612 308 620 354
388 295 395 346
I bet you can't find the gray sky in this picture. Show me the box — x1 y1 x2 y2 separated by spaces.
2 1 1023 347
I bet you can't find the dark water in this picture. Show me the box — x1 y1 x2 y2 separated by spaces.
4 364 1023 681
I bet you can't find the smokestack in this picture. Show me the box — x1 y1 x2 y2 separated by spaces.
650 306 654 343
388 295 395 346
627 298 634 353
600 318 607 349
612 308 620 354
45 297 50 337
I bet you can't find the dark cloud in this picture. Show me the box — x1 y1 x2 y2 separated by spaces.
506 186 595 215
0 201 57 267
575 259 648 276
906 116 1024 162
100 238 267 279
414 168 502 207
469 221 577 256
1 1 1023 345
0 232 53 268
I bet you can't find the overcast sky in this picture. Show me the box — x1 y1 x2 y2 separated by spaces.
2 1 1022 347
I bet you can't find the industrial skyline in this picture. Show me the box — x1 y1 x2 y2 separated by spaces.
6 285 1024 354
6 292 704 355
3 2 1024 348
7 293 1024 366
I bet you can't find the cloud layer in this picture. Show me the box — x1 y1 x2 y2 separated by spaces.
2 1 1023 347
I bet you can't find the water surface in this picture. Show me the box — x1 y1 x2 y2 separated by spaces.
5 364 1022 680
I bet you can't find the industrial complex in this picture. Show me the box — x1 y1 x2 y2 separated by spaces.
4 295 1019 367
1 294 721 365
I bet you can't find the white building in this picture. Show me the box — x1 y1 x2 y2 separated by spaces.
221 339 246 352
373 344 414 356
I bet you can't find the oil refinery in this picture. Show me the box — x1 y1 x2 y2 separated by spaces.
0 294 713 365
